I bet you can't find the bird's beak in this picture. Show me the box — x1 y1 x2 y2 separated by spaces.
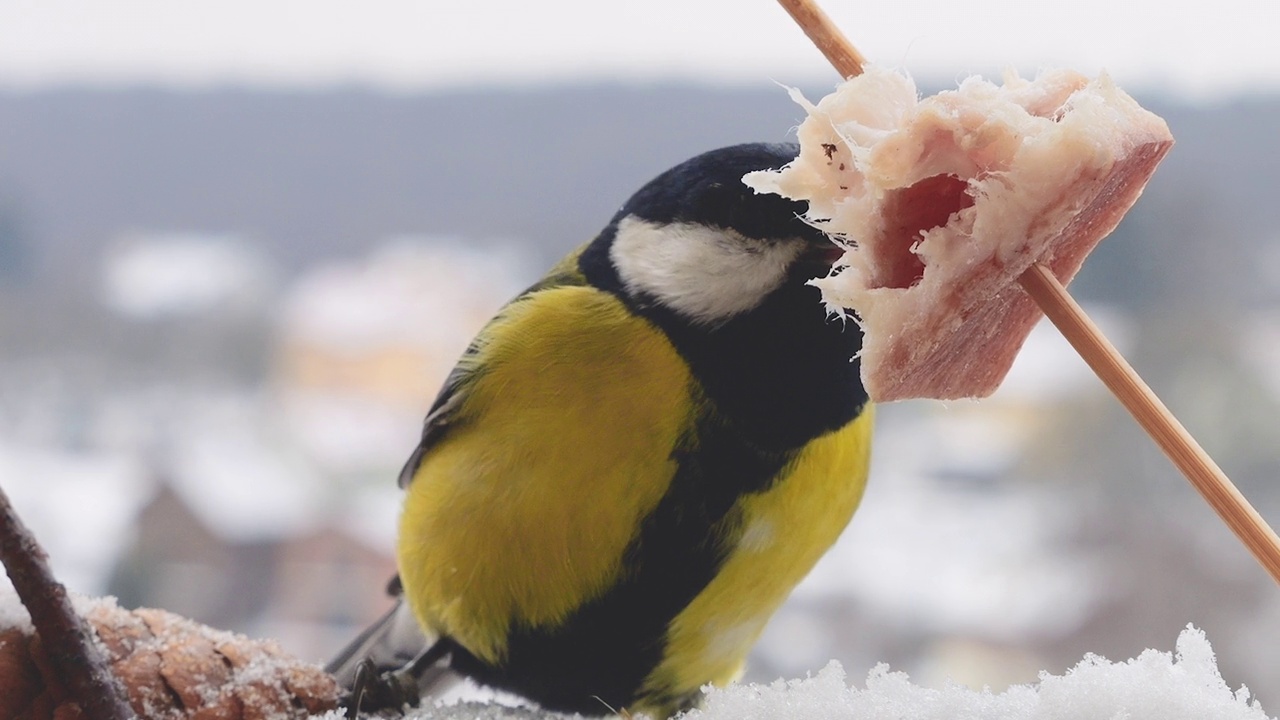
795 240 849 281
821 242 847 266
806 240 847 268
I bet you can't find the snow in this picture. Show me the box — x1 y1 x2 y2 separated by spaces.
0 583 33 633
292 627 1272 720
683 626 1270 720
312 705 551 720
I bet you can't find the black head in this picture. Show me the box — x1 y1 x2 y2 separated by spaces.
581 143 841 327
617 143 830 244
577 143 866 453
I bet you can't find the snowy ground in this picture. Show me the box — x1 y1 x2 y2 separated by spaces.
305 627 1271 720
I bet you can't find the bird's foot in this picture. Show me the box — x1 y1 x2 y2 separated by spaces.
341 658 422 719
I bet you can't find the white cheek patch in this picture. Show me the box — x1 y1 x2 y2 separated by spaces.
609 216 803 326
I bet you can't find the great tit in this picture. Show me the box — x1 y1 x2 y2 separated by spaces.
327 143 874 718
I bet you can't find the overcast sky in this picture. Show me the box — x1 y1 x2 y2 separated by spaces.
0 1 1276 98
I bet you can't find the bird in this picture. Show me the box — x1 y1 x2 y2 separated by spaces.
326 142 874 718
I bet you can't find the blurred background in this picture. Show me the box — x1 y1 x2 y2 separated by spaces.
2 0 1280 708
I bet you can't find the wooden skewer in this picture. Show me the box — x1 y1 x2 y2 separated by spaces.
776 0 1280 586
776 0 866 78
1020 265 1280 581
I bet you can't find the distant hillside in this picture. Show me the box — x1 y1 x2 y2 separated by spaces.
0 84 828 278
0 82 1278 313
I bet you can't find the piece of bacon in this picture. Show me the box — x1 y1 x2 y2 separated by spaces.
747 66 1174 401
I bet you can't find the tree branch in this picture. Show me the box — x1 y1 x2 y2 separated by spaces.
0 483 135 720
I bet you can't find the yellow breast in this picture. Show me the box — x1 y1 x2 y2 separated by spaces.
641 407 874 702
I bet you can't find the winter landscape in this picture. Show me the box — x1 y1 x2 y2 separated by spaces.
2 1 1280 716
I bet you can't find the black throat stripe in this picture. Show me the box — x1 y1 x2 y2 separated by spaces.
449 392 800 715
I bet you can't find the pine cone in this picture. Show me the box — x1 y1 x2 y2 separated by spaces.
0 597 339 719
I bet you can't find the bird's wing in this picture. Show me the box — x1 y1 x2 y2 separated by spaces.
395 280 696 660
396 364 470 489
397 251 589 490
